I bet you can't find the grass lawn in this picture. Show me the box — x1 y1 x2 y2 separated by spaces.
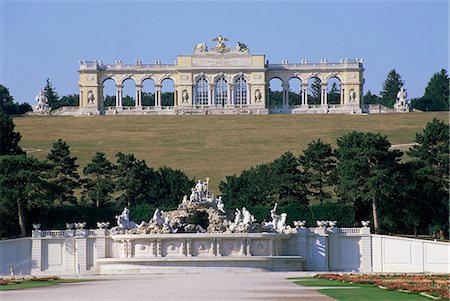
291 277 428 301
0 279 89 291
13 112 449 193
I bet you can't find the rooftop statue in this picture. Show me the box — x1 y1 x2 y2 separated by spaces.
212 35 230 53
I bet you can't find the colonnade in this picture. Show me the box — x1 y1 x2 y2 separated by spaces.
111 83 164 108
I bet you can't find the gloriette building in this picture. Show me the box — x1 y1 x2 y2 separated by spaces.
77 35 364 115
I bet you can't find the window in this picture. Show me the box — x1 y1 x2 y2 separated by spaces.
234 77 248 105
214 77 228 106
195 77 209 105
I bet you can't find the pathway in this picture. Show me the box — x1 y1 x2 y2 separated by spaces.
0 272 336 301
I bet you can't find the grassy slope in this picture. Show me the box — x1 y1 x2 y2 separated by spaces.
14 112 448 193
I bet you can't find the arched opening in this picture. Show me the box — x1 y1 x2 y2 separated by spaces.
268 78 282 107
195 76 209 106
214 77 228 107
161 78 175 107
122 78 136 107
234 76 248 106
102 78 116 108
307 77 321 105
288 77 302 106
327 77 341 105
142 78 155 107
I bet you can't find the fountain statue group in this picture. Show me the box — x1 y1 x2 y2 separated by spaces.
110 178 292 235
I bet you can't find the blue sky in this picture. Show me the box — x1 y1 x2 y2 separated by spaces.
0 0 448 103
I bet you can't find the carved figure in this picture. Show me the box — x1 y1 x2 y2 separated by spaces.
216 196 225 213
395 87 409 111
255 89 262 102
33 90 51 115
212 35 230 53
182 90 189 103
194 42 207 52
236 41 248 52
242 207 255 226
87 91 95 104
349 89 357 102
151 209 165 226
114 207 139 230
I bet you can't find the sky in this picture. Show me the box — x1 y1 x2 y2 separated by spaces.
0 0 448 103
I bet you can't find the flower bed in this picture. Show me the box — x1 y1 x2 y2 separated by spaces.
316 273 449 300
0 276 60 285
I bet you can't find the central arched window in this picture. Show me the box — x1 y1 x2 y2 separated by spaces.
234 77 248 105
195 76 209 106
214 77 228 106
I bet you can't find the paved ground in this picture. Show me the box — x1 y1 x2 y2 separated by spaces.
1 272 336 301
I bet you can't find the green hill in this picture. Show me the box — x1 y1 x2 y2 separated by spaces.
13 112 449 193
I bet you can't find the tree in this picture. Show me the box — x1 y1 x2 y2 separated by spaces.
412 69 449 111
0 155 54 236
0 109 25 155
115 152 160 207
380 69 404 108
308 78 321 104
44 78 60 109
335 132 402 233
156 166 195 208
406 118 449 236
47 139 80 205
363 90 381 105
327 82 340 104
299 139 336 204
59 94 79 107
0 85 32 115
82 152 116 207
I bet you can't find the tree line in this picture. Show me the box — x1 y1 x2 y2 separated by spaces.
1 102 448 238
364 69 449 111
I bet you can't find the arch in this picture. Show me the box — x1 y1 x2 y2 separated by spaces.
122 78 136 107
288 77 302 106
306 74 324 82
327 76 341 105
234 76 248 106
139 74 155 86
267 77 283 107
142 78 155 107
195 76 209 106
102 78 116 107
214 76 228 106
307 77 321 105
161 78 175 107
158 75 174 86
231 73 250 83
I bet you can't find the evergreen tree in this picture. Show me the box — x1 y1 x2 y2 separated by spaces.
82 152 116 207
308 78 321 104
0 155 54 236
44 78 59 109
47 139 80 205
115 152 160 207
363 90 381 105
327 82 340 104
299 139 336 204
380 69 404 108
412 69 449 111
157 166 195 208
0 109 25 155
335 132 402 233
406 118 449 235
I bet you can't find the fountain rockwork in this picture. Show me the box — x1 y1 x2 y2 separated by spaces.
30 179 373 275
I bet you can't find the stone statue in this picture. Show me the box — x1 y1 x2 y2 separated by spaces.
189 188 198 203
182 90 189 103
114 207 139 230
236 41 248 52
216 196 225 213
254 89 262 102
194 42 207 52
151 209 165 226
395 87 409 112
195 179 204 199
212 35 230 53
349 89 357 102
87 91 95 104
33 90 51 115
242 207 255 226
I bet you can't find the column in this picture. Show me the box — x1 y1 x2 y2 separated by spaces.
282 82 289 109
247 86 252 106
135 84 142 108
340 87 344 105
208 84 214 107
116 85 123 109
228 85 233 107
155 85 162 108
321 84 328 106
302 84 308 106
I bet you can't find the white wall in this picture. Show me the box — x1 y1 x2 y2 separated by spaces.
372 234 450 273
0 237 31 276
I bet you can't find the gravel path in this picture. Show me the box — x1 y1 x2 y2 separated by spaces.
1 272 336 301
